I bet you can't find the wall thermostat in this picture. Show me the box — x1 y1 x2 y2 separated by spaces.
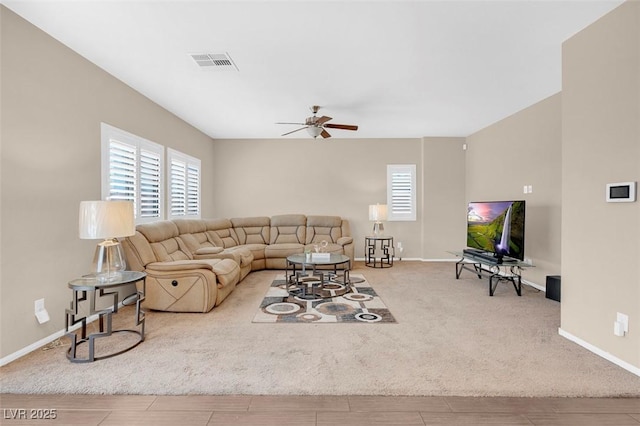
606 181 636 203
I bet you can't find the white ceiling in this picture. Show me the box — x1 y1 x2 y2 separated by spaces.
3 0 624 139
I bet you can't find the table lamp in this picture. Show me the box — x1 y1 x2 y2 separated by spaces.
79 200 135 282
369 204 387 236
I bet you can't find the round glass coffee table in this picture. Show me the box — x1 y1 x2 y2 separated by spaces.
285 253 351 299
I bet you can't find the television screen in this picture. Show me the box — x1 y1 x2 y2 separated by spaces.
466 200 526 261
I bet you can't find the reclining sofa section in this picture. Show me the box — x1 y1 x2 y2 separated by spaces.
122 214 354 313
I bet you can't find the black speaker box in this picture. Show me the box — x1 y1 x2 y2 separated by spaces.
546 275 561 302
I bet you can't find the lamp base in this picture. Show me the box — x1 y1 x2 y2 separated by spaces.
92 239 127 283
372 222 384 236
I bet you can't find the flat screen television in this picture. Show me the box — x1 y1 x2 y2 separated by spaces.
466 200 526 262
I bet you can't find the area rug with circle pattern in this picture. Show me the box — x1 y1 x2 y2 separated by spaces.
252 274 396 323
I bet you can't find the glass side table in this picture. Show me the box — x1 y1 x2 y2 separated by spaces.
365 236 394 268
65 271 146 363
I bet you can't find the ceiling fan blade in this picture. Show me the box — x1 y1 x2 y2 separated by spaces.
276 122 306 125
316 115 332 124
281 126 308 136
321 129 332 139
324 123 358 131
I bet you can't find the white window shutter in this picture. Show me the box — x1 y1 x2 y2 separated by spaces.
139 149 162 219
108 141 136 203
387 164 417 221
170 158 187 217
168 149 201 219
186 163 200 216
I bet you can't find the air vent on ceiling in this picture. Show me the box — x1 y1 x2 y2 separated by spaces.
189 53 238 71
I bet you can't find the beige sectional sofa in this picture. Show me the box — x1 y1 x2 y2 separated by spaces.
122 214 353 313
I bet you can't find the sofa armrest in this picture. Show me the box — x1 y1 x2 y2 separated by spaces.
337 236 353 246
195 247 224 255
146 260 219 272
193 247 224 255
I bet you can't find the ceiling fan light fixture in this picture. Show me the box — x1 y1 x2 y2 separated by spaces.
306 126 323 138
278 106 357 138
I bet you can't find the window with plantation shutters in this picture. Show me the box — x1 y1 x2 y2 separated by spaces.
108 141 136 203
168 149 201 219
387 164 416 221
139 149 162 219
101 123 164 223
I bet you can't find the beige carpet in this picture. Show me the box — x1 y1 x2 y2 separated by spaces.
1 262 639 396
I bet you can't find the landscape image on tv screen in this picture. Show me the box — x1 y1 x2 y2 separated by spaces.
466 200 526 260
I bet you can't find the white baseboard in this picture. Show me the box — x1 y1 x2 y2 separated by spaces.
522 278 545 292
421 258 457 262
1 311 104 367
558 328 640 377
0 329 68 367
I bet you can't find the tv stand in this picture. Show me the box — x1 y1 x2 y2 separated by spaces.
449 251 533 296
463 249 503 264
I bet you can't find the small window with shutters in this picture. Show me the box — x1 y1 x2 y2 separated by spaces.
387 164 416 221
101 123 164 224
167 148 201 219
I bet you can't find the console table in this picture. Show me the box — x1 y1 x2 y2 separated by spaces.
365 236 394 268
449 251 533 296
65 271 146 363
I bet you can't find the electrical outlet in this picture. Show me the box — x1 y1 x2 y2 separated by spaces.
614 312 629 337
34 298 50 324
35 298 45 314
617 312 629 333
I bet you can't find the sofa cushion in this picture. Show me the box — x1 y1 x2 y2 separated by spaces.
203 218 240 248
231 216 270 245
223 246 255 265
137 220 192 262
173 218 206 235
209 258 240 289
173 219 253 272
264 243 304 259
121 231 157 270
174 219 210 250
305 215 345 244
137 220 179 242
270 214 306 244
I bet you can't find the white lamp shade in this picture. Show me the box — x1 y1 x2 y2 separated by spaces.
369 204 388 221
79 200 135 239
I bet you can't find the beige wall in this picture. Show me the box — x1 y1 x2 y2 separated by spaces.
212 137 465 260
422 137 467 259
562 1 639 368
0 7 215 359
465 94 563 287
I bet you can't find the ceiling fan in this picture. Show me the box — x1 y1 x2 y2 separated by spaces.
277 106 358 139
